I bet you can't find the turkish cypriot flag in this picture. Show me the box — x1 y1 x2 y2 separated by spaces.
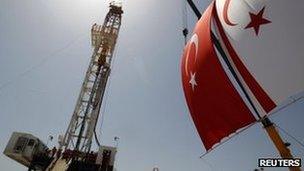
214 0 304 114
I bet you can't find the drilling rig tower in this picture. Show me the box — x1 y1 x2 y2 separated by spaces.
4 2 123 171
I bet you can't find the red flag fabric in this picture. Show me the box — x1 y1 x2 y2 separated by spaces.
181 2 256 151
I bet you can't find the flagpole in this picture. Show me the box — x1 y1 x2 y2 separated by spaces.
261 117 301 171
186 1 301 170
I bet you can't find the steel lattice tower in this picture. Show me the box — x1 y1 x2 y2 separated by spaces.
60 3 123 153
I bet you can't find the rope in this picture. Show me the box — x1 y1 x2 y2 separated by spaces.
268 95 304 118
199 122 258 158
182 0 189 44
94 32 122 146
268 95 304 150
274 123 304 150
0 33 86 94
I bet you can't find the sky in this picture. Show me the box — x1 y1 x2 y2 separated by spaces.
0 0 303 171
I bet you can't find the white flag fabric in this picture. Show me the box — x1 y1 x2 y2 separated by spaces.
214 0 304 114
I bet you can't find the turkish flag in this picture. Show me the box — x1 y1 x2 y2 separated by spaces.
181 2 256 151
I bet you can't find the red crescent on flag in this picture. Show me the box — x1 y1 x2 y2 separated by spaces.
185 34 198 76
223 0 237 26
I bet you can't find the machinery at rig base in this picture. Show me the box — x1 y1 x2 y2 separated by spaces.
3 2 123 171
96 146 117 169
4 132 51 170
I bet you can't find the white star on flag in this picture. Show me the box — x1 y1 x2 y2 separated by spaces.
189 72 197 91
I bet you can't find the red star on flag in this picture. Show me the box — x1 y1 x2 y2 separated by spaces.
245 6 271 35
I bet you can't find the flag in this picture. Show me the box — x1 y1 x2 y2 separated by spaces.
181 0 304 151
181 2 256 151
214 0 304 115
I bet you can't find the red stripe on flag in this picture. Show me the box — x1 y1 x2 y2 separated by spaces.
181 2 256 150
212 5 276 113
